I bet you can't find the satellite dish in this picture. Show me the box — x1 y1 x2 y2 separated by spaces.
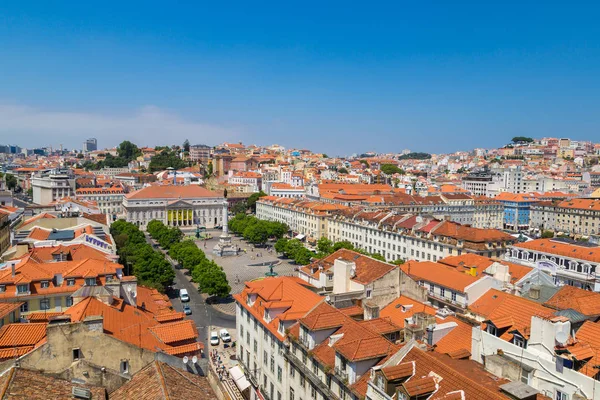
416 216 423 223
182 356 189 364
192 356 198 364
555 331 568 346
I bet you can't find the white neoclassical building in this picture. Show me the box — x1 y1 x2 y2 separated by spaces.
506 238 600 291
122 184 225 229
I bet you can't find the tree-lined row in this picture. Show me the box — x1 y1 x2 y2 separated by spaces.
147 220 231 297
274 237 395 265
228 214 288 245
110 220 175 292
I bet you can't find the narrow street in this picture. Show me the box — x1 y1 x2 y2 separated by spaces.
144 234 236 353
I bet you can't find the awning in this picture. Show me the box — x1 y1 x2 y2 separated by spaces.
295 234 305 240
229 365 251 392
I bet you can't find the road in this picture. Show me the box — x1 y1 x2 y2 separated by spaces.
144 234 236 354
12 197 31 209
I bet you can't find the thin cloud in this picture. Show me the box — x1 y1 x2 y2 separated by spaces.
0 104 244 149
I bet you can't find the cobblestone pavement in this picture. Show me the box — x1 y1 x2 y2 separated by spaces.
192 229 298 315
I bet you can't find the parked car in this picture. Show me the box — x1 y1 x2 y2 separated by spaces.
219 328 231 342
183 305 192 315
179 289 190 302
210 331 220 346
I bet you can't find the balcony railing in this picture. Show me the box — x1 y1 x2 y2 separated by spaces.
284 350 337 399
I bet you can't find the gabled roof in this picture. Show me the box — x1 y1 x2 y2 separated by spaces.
300 249 397 285
0 367 106 400
544 285 600 317
401 261 480 292
514 238 600 263
110 361 215 399
233 277 323 341
469 289 554 340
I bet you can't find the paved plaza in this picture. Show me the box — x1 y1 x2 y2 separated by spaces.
190 229 298 314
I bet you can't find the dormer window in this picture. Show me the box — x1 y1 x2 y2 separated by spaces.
85 278 96 286
66 278 75 286
487 324 498 336
16 284 29 294
40 281 50 289
0 285 5 293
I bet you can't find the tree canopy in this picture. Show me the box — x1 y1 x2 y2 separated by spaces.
229 213 288 245
380 164 405 175
149 148 187 172
511 136 534 143
110 220 174 292
397 152 431 160
148 220 231 297
338 167 349 174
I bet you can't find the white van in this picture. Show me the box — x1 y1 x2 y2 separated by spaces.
179 289 190 302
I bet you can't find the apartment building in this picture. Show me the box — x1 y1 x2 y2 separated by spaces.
228 171 263 192
75 186 125 215
473 196 504 229
189 143 212 165
495 192 537 232
0 257 124 315
530 198 600 236
400 260 501 312
506 237 600 291
233 277 323 400
258 198 515 263
31 168 76 205
257 196 346 243
469 289 600 399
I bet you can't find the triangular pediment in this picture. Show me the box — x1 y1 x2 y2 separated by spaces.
167 199 193 208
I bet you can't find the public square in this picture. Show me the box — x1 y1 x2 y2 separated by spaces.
189 228 299 314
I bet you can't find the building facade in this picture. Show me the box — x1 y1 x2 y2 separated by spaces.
122 184 225 229
76 187 125 215
31 169 76 205
506 238 600 291
530 198 600 237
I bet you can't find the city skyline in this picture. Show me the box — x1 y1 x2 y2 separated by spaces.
1 2 599 154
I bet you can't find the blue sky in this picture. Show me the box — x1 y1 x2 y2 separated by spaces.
1 1 599 155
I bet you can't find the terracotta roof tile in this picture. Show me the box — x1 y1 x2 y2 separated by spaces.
544 285 600 316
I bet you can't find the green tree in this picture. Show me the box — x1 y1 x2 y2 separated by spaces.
243 220 270 245
293 247 314 265
380 164 404 175
247 190 267 212
333 241 354 251
231 201 248 215
511 136 534 143
541 230 554 239
398 152 431 160
183 139 190 152
317 237 333 255
338 167 349 174
275 238 289 254
391 258 405 265
149 148 187 172
117 140 142 161
4 174 17 191
196 263 231 297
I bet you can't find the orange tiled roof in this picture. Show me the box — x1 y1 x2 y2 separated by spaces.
126 184 221 199
439 253 532 284
300 249 397 285
0 323 47 349
401 261 480 292
64 297 202 355
109 361 214 400
514 238 600 263
469 289 554 340
234 277 323 341
544 285 600 316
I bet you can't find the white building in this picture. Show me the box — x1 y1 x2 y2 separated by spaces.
506 238 600 291
122 184 224 229
31 169 76 205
